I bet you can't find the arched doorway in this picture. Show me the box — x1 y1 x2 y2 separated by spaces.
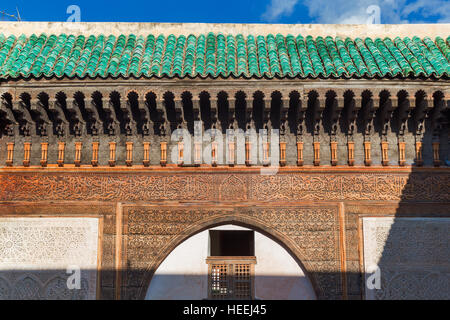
145 224 316 300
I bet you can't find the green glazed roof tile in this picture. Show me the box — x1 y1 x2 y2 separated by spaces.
0 32 448 79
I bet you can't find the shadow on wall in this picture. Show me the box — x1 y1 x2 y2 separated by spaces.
362 92 450 300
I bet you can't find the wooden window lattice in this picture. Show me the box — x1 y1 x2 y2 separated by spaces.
207 257 256 300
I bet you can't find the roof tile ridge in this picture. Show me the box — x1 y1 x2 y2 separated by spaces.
28 33 51 75
342 37 367 76
178 34 188 76
359 37 387 75
56 34 80 76
288 33 303 75
380 37 410 75
8 35 30 75
327 36 350 76
0 35 18 71
392 37 423 75
123 35 138 76
135 35 145 75
92 34 110 77
45 34 69 76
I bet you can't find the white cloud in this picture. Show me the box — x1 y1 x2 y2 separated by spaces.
261 0 300 22
300 0 449 24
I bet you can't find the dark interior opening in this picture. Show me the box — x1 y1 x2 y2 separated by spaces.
209 230 255 256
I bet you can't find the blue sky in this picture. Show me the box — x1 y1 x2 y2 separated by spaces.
1 0 449 24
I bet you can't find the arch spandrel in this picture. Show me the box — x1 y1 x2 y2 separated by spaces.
121 205 342 300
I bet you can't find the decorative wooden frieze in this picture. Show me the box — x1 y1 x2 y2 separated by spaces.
143 142 150 167
398 142 406 166
245 139 251 166
381 141 389 166
313 142 320 166
91 142 99 167
109 142 116 167
75 142 82 167
432 142 440 167
6 142 14 167
126 142 133 167
23 142 31 167
40 143 48 167
415 141 423 167
330 141 338 166
364 141 372 166
279 142 286 167
194 142 202 166
160 142 167 167
296 142 304 166
57 142 65 167
347 141 355 166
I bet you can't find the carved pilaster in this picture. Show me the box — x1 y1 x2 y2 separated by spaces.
296 141 304 166
91 142 99 167
347 141 355 166
415 140 423 167
57 142 65 167
74 142 82 167
143 142 151 167
381 141 389 166
109 142 116 167
6 142 14 167
160 141 167 167
40 142 48 167
23 142 31 167
126 142 133 167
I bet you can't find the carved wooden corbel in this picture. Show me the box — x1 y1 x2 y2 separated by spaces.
31 98 51 137
13 99 34 137
121 98 137 136
138 98 153 136
0 95 19 136
48 98 69 137
86 99 102 136
66 97 86 137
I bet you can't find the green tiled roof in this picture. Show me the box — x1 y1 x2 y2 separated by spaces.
0 33 449 80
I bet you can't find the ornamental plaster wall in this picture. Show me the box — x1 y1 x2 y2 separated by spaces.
363 217 450 300
0 217 100 300
145 225 316 300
